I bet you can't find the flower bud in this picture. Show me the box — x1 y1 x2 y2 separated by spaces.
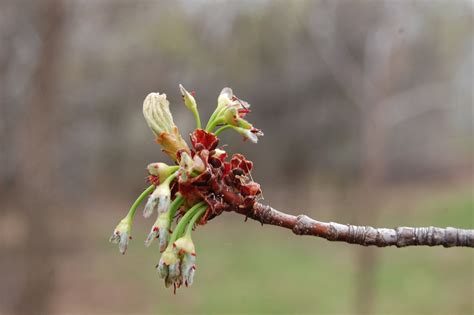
147 162 176 183
143 193 158 218
143 182 172 218
174 235 196 255
221 107 254 130
174 236 197 287
161 247 180 266
159 247 181 284
157 247 179 279
156 184 171 214
109 218 132 254
231 126 263 144
143 92 190 161
145 212 170 252
179 84 197 112
143 93 173 136
221 106 239 126
217 87 233 110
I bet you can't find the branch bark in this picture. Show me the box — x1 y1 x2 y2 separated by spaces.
239 203 474 248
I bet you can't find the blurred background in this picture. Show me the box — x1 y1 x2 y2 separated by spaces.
0 0 473 314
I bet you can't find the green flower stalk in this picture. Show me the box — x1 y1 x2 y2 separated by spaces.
168 201 206 245
214 125 232 136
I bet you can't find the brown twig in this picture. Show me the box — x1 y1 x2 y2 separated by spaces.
237 203 474 248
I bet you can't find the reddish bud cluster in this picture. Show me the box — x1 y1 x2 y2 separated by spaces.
177 129 261 224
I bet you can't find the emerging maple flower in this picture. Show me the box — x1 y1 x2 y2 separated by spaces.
145 212 170 251
156 184 171 213
145 196 185 252
221 103 251 128
179 84 201 129
143 93 190 161
217 87 233 110
174 235 197 287
147 162 177 183
157 247 180 287
179 84 197 112
143 180 172 218
109 217 132 254
231 126 264 143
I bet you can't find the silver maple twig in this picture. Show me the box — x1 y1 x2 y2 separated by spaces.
239 203 474 248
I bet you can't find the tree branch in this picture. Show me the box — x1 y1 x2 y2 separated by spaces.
239 203 474 248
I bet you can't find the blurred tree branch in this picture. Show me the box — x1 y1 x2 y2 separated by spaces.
240 203 474 248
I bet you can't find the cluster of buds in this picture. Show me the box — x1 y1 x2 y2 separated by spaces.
109 85 262 291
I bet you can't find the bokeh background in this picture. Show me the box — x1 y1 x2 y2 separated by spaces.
0 0 473 314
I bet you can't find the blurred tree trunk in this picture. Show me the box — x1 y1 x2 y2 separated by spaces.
355 10 399 313
13 1 64 314
355 105 386 315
